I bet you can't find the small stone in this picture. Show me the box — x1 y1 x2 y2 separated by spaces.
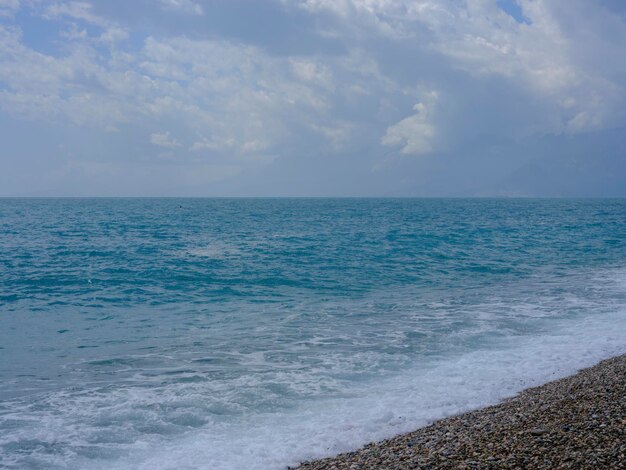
530 428 548 436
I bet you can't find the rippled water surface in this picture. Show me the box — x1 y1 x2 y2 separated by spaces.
1 198 625 469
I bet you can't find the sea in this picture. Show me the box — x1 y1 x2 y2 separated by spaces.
0 198 625 469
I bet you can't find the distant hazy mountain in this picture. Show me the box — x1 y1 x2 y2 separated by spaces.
479 128 626 197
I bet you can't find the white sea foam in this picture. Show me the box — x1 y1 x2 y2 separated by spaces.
2 268 625 469
83 307 625 470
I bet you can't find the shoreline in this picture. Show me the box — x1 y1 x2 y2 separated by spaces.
296 353 625 469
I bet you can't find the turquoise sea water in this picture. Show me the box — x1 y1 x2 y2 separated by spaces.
1 198 625 469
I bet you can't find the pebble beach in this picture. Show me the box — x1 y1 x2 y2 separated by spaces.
297 354 626 469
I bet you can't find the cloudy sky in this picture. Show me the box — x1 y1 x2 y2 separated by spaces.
1 0 625 196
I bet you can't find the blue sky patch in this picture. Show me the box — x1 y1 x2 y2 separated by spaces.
497 0 531 25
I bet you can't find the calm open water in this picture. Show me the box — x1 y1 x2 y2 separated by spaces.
1 198 625 469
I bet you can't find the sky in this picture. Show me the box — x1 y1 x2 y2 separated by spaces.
1 0 625 197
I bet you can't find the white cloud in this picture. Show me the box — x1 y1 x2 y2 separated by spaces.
158 0 204 16
291 59 333 88
240 140 269 153
190 136 269 155
99 26 129 44
190 137 235 152
44 1 109 27
298 0 412 38
150 131 181 148
309 122 353 151
42 2 130 45
0 23 140 126
298 0 626 135
382 93 437 155
0 0 20 17
0 0 624 183
59 23 88 40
